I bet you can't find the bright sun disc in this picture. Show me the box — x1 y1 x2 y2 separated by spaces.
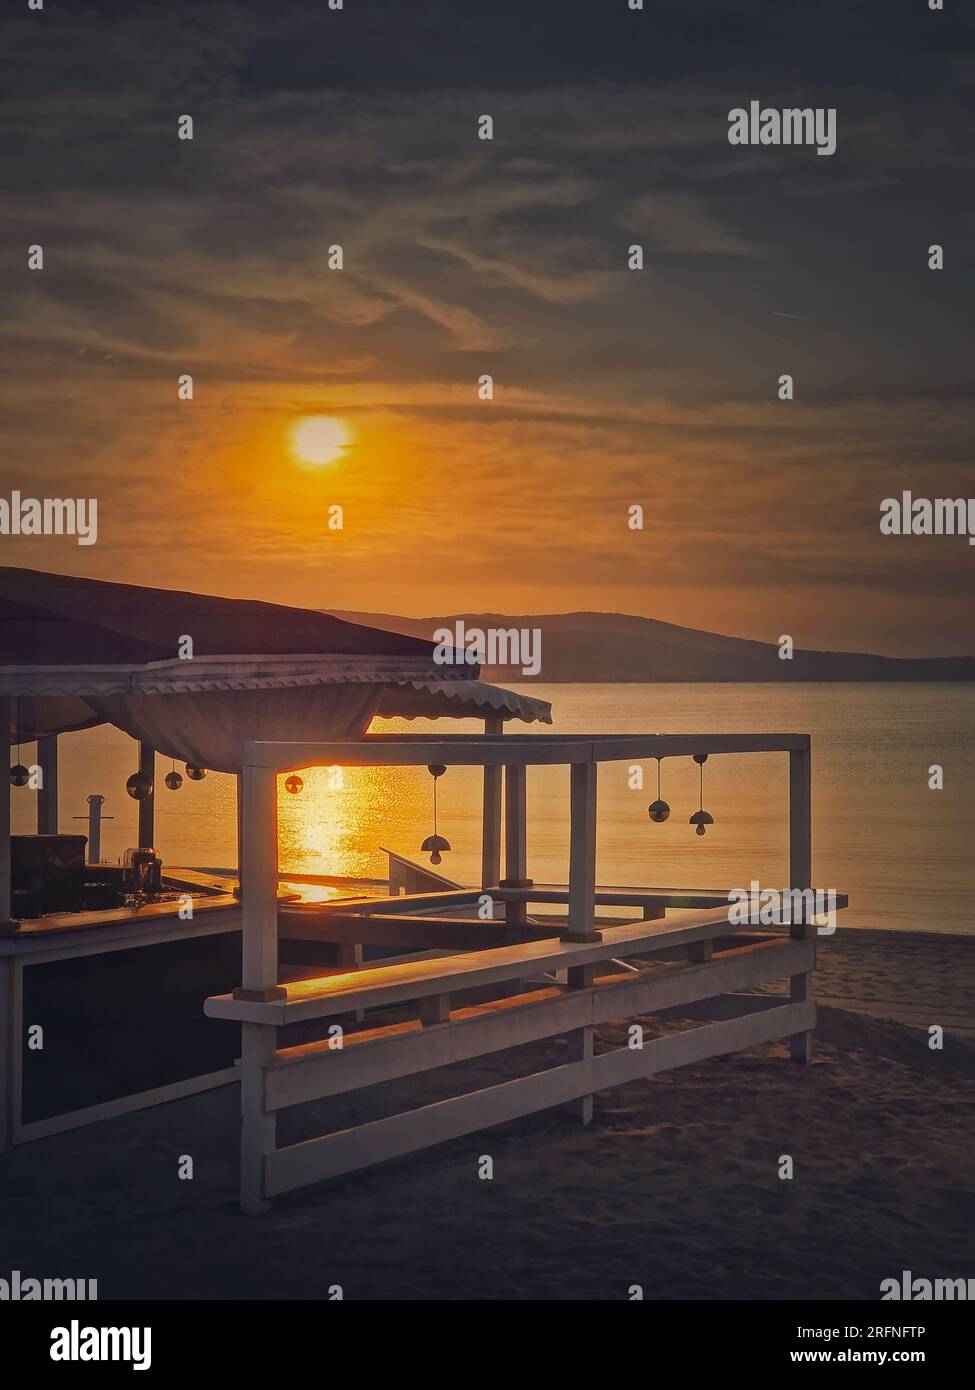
290 416 350 465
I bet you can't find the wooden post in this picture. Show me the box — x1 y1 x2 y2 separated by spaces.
235 773 243 898
688 940 713 964
788 746 813 1063
236 759 283 1216
0 682 20 1154
419 994 450 1026
0 697 11 928
37 733 58 834
501 763 530 925
568 761 600 943
504 763 527 881
0 959 15 1152
237 764 282 1001
566 961 594 1125
137 741 155 849
481 716 503 891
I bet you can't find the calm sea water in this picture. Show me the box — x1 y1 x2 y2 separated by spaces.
12 684 974 935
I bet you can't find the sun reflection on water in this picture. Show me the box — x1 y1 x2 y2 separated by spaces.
276 763 429 882
273 747 489 888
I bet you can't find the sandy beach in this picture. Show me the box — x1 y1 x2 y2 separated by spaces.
3 929 972 1301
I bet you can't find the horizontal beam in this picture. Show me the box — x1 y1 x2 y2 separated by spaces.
493 887 847 914
298 889 482 917
1 904 243 962
206 907 743 1025
492 886 733 910
590 733 810 762
264 937 813 1111
265 998 813 1193
14 1066 239 1145
247 739 589 769
243 732 811 770
280 912 557 951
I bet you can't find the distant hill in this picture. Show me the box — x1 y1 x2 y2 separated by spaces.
328 610 975 683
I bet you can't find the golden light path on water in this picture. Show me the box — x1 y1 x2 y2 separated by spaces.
274 749 490 894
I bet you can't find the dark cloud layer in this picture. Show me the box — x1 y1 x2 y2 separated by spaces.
1 0 973 655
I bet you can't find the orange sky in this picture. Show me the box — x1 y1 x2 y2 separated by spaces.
3 1 973 658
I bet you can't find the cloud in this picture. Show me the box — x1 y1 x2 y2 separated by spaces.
619 191 762 257
1 0 972 655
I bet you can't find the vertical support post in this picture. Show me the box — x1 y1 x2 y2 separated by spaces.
240 1023 276 1216
419 993 450 1026
235 773 243 897
235 757 284 1215
0 958 16 1152
137 741 155 849
504 763 527 881
566 962 594 1125
788 745 813 1063
567 760 600 943
501 763 529 925
687 939 713 964
37 734 58 834
481 716 503 891
238 763 282 1000
85 796 107 865
0 697 12 928
0 700 16 1151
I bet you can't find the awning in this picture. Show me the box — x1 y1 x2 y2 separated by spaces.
378 679 551 724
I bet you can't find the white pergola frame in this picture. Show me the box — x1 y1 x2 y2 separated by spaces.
235 730 812 994
237 733 812 973
211 730 820 1212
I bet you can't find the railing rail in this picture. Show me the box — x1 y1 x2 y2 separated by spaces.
206 925 823 1204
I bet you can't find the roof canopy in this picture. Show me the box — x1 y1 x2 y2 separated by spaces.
0 569 551 764
0 566 439 667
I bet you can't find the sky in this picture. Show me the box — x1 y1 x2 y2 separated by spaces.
2 0 974 656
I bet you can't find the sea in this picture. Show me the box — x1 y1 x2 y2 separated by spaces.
12 683 974 935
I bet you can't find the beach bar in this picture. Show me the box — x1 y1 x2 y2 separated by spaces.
206 730 845 1214
1 568 846 1206
0 567 550 1149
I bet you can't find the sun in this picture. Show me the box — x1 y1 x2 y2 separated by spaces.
290 416 351 466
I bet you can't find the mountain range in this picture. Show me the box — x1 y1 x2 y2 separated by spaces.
327 611 975 683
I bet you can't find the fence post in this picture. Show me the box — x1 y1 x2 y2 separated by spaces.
566 759 599 1122
235 758 283 1215
568 761 600 942
481 716 503 891
137 741 155 849
788 745 814 1063
501 763 529 925
37 733 59 834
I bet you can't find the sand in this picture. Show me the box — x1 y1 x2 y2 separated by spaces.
2 929 973 1300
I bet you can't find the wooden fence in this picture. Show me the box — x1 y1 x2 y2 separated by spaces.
207 906 825 1211
206 732 833 1213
